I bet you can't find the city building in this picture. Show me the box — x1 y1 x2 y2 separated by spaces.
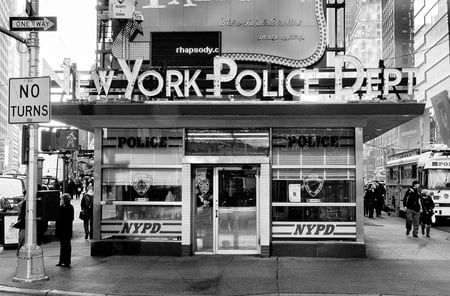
345 0 382 69
414 0 450 145
0 0 26 173
52 0 424 257
365 0 450 181
363 0 420 180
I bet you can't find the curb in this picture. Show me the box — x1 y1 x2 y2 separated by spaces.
0 285 429 296
0 285 106 296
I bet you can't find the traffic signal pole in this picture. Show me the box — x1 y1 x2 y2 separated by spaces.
13 0 48 283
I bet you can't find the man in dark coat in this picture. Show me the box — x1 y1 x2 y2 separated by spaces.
14 199 26 256
67 178 76 199
55 193 74 267
374 181 386 217
364 183 376 218
403 180 422 238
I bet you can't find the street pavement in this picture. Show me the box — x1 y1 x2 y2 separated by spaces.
1 204 450 296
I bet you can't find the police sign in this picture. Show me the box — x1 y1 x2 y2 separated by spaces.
9 76 51 124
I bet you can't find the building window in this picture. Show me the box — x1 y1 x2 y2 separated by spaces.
100 128 183 241
271 128 356 241
185 128 270 156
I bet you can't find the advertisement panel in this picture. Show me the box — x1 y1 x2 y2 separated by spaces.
397 116 422 150
3 215 19 245
151 31 221 66
135 0 326 67
431 91 450 146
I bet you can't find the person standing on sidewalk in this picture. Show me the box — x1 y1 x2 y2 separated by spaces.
55 193 74 268
420 189 435 237
364 183 376 218
374 181 386 217
81 183 94 239
403 181 422 237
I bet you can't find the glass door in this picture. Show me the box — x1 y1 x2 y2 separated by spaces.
215 167 259 254
194 167 214 254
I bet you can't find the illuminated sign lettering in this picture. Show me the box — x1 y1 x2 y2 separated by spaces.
113 56 416 99
46 55 417 101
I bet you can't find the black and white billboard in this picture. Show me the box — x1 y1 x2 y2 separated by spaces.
151 31 221 67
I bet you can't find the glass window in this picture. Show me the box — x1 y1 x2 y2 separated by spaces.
185 129 269 156
271 128 356 240
100 128 183 241
272 128 355 166
272 180 356 203
272 206 355 222
427 169 450 189
102 128 183 166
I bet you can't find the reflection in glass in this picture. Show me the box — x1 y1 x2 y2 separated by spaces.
272 180 356 203
427 170 450 189
102 205 181 221
194 167 214 253
272 206 355 222
186 129 269 156
217 169 257 251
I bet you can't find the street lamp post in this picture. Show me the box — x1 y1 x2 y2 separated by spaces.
13 0 48 283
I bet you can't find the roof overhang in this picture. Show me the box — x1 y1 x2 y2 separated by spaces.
50 101 425 143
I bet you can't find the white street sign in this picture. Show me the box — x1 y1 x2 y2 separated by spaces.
9 76 51 124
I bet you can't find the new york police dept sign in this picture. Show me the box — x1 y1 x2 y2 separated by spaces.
8 76 51 124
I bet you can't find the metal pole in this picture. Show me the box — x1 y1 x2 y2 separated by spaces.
14 0 48 283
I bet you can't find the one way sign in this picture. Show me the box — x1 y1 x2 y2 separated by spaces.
9 17 57 32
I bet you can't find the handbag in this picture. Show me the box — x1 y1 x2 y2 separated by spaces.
79 210 85 220
431 214 436 224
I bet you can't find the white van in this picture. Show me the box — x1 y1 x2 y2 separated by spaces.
0 176 26 212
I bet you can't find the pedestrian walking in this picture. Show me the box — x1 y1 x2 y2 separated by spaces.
403 180 422 238
374 181 386 217
55 193 74 268
81 183 94 239
67 178 76 199
75 177 83 200
13 199 26 256
420 189 435 237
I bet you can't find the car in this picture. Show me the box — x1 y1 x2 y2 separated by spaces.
0 176 26 212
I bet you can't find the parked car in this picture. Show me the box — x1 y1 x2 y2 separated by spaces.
0 176 26 212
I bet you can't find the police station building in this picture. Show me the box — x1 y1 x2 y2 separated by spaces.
52 0 424 257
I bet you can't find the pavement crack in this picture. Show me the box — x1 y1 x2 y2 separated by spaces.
276 256 280 295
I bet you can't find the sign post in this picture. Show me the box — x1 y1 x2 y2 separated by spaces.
10 0 49 283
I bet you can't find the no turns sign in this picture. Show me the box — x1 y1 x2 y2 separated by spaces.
9 76 51 124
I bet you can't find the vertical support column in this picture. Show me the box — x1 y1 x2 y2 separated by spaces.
14 0 48 280
181 163 192 256
93 128 103 241
260 162 271 257
355 127 365 243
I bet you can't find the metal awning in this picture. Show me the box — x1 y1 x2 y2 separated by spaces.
51 101 425 143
